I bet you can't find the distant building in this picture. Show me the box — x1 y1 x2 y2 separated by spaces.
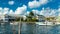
4 15 13 24
36 15 45 22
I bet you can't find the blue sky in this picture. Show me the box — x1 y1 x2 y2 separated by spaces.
0 0 60 17
0 0 32 10
0 0 59 10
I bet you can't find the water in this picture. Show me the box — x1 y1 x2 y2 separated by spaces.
35 25 59 34
0 23 60 34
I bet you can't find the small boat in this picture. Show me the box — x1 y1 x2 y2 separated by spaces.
36 21 60 26
56 22 60 24
36 22 53 26
10 22 18 25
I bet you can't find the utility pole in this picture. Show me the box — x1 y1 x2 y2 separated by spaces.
13 21 16 34
18 17 21 34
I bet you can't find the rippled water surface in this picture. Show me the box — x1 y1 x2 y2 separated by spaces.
0 23 60 34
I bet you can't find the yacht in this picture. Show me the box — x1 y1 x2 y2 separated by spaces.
36 22 53 26
36 21 60 25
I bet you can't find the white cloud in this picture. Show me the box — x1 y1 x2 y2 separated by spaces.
0 5 27 15
32 10 40 15
8 10 15 16
40 8 57 17
28 1 40 8
0 7 2 10
3 8 9 15
49 9 56 17
58 8 60 11
40 8 46 15
28 0 49 8
0 7 3 14
15 5 27 15
39 0 48 4
25 10 40 16
27 11 30 15
58 8 60 16
4 8 9 10
0 7 10 15
8 1 14 5
24 11 30 16
9 10 14 14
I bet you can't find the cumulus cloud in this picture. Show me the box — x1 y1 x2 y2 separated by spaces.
9 10 14 14
3 8 9 15
8 10 15 16
25 10 40 16
0 7 12 15
15 5 27 15
24 11 30 16
40 8 45 15
58 8 60 16
58 8 60 11
28 1 40 8
26 11 30 15
0 7 3 14
0 7 2 10
39 0 48 4
0 5 27 15
8 1 14 5
0 7 58 17
32 10 40 15
40 8 57 17
49 9 57 17
28 0 49 8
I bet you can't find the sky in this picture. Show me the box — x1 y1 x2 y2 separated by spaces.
0 0 60 17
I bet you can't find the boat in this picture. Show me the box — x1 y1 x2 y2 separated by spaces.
56 22 60 24
36 21 60 26
10 22 18 25
36 22 53 26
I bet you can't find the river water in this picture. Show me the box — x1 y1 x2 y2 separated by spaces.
0 23 60 34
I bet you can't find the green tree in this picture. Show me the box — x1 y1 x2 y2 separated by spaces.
26 11 38 23
29 11 34 16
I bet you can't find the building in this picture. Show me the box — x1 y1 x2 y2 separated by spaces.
36 15 45 22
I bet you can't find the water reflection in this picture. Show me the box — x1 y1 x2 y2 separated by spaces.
35 25 60 34
0 22 60 34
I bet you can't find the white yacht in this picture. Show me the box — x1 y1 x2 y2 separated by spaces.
36 22 53 26
36 21 60 26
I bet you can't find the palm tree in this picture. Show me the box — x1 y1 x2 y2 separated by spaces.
29 11 34 16
26 11 37 34
26 11 38 23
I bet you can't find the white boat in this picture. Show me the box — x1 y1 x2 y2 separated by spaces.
10 22 18 25
36 21 60 26
36 22 53 25
56 22 60 25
